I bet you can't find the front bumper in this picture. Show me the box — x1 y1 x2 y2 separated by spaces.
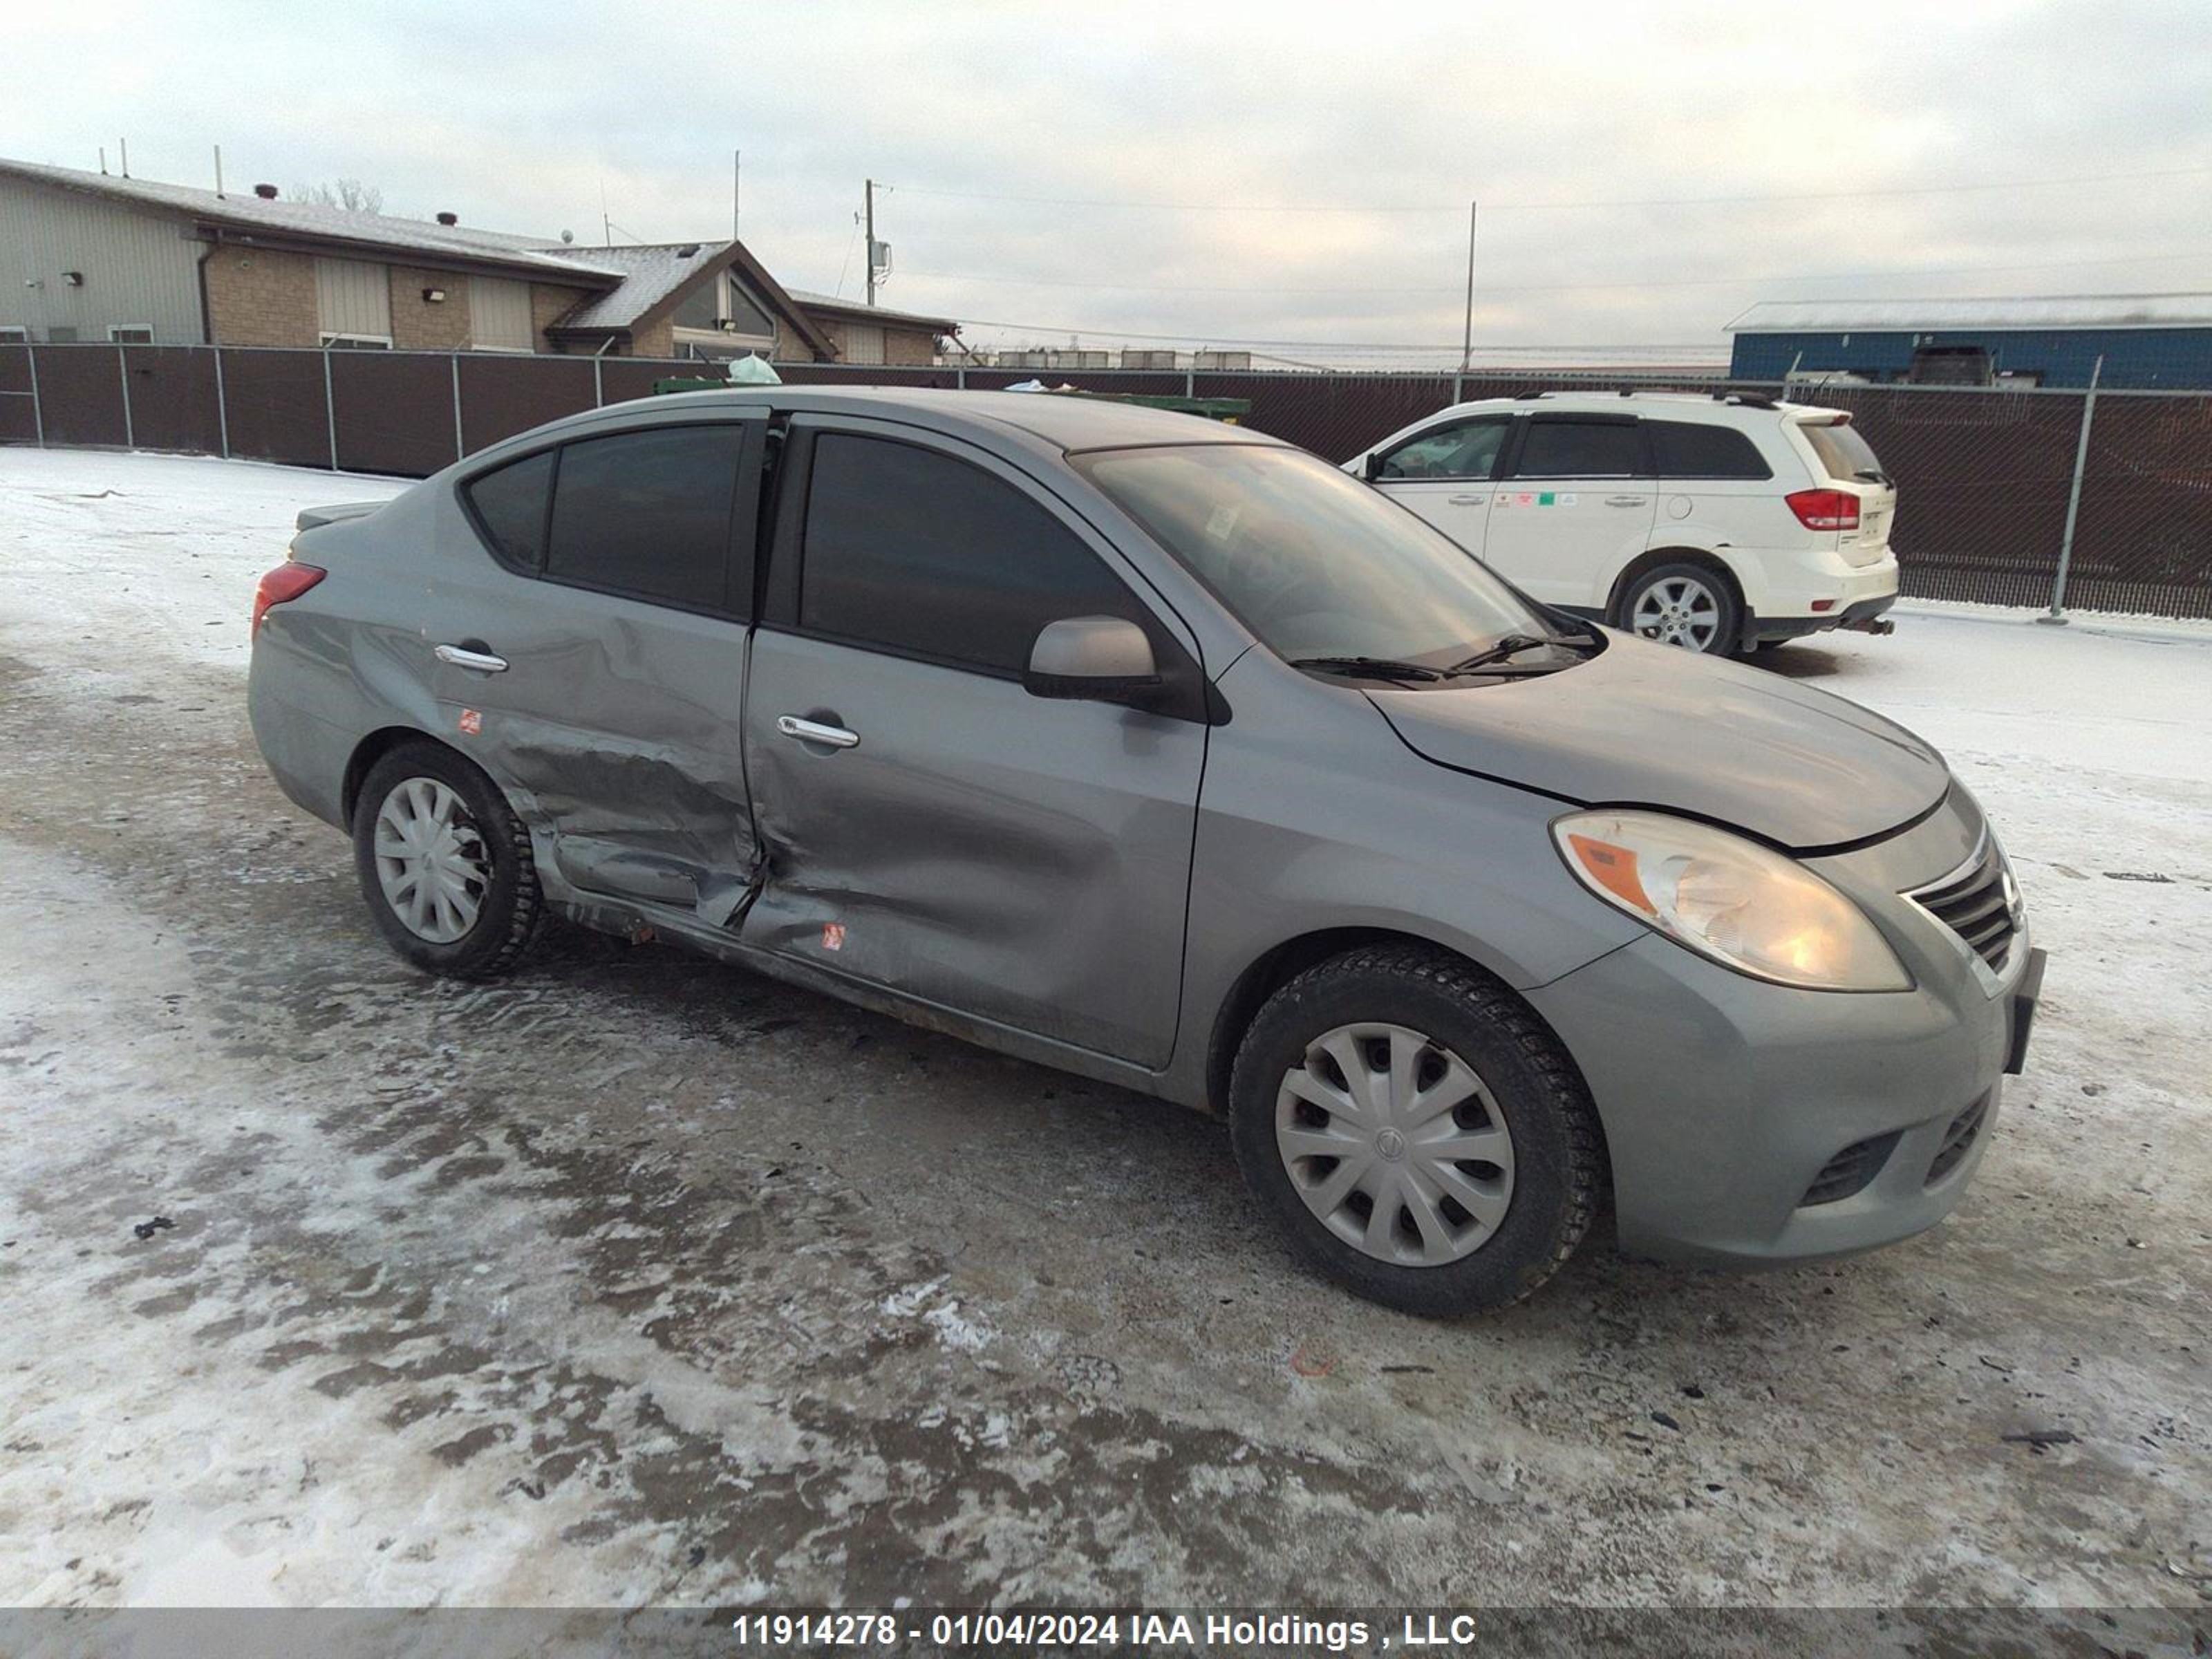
1525 900 2036 1270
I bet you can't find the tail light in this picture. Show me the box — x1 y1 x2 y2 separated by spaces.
1785 489 1860 532
252 561 326 639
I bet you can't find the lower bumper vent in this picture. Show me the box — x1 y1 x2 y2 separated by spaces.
1801 1131 1902 1208
1926 1094 1991 1185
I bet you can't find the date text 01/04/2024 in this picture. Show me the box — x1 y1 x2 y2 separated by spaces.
727 1611 1490 1649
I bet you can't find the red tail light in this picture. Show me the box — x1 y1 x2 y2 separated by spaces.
1785 488 1860 532
252 562 326 639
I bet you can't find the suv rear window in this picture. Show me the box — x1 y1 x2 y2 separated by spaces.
1649 421 1772 480
1801 419 1888 482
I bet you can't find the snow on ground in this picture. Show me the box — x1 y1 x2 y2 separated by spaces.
1 447 2208 1615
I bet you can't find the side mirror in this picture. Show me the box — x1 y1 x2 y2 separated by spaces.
1362 451 1385 482
1024 616 1161 705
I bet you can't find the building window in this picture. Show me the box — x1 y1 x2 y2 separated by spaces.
315 256 393 344
319 333 393 350
46 326 79 344
108 325 154 344
841 322 885 366
469 278 534 353
0 327 26 344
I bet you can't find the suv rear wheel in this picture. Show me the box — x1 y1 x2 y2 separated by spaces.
352 741 543 979
1228 944 1603 1315
1617 561 1741 655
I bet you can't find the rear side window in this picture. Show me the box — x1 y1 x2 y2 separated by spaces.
1512 419 1648 478
545 427 744 612
800 433 1147 675
1801 420 1888 482
1649 421 1773 480
462 450 555 570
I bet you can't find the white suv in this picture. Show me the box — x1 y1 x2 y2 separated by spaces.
1346 391 1900 655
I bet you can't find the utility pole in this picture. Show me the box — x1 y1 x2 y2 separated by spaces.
1459 199 1477 374
864 178 877 308
2042 353 2104 626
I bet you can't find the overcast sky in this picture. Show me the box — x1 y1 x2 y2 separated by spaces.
10 0 2212 364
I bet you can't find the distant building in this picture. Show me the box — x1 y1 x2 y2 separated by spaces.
1726 294 2212 390
0 156 957 362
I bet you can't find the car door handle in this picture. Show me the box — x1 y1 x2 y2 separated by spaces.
776 715 860 750
1605 495 1649 508
434 642 508 673
1447 494 1489 506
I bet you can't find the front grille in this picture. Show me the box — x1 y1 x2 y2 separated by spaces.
1926 1094 1991 1185
1800 1131 1901 1207
1909 841 2018 971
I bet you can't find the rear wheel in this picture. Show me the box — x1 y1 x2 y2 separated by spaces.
1229 944 1604 1315
352 742 542 979
1618 561 1741 655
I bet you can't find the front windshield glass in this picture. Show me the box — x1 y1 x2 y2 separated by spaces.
1077 444 1548 667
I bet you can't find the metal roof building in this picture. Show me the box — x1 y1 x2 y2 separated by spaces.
1725 293 2212 389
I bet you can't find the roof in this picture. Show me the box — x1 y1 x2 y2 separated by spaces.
783 288 960 332
532 242 726 329
1727 293 2212 334
0 157 623 284
641 385 1281 452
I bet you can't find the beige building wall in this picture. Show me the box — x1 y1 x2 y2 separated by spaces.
529 283 592 352
203 245 319 347
388 265 471 351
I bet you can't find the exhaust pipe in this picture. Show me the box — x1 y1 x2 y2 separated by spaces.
1844 616 1896 637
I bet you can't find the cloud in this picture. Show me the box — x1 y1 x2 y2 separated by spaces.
10 0 2211 363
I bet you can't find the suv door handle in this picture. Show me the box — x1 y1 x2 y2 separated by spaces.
1447 494 1489 506
434 642 509 673
777 715 860 750
1604 495 1649 508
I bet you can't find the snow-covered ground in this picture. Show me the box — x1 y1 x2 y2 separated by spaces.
1 447 2208 1614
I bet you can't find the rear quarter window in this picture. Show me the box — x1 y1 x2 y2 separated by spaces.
1649 421 1773 480
1801 420 1887 482
461 449 555 570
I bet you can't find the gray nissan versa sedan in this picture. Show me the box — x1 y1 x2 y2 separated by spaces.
247 388 2044 1314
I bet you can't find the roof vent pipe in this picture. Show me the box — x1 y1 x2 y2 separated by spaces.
254 183 279 200
436 212 458 226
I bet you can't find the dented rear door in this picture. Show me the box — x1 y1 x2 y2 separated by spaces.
429 412 767 920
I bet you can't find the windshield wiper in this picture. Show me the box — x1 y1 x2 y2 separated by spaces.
1445 632 1575 674
1291 655 1446 683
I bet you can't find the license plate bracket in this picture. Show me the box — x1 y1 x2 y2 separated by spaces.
2005 947 2048 1076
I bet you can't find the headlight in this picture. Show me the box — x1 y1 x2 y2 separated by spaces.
1552 809 1911 992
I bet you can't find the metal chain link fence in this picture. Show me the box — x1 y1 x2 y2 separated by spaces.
2 342 2207 619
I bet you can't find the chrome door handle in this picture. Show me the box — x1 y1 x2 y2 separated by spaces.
776 715 859 749
1447 494 1488 506
1604 496 1649 508
434 643 509 673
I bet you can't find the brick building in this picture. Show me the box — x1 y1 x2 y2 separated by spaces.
0 156 957 362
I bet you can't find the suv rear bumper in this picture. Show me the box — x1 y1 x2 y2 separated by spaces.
1745 592 1898 645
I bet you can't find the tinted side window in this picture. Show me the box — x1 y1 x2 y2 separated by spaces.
1649 421 1773 480
545 427 743 612
1512 420 1647 478
801 433 1145 675
462 450 555 570
1376 418 1509 480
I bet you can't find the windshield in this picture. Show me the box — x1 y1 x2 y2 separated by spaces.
1076 444 1550 667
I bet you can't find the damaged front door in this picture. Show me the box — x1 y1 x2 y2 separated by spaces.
431 413 767 921
741 420 1209 1068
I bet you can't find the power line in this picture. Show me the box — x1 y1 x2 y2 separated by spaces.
950 312 1725 351
899 247 2212 299
889 163 2212 216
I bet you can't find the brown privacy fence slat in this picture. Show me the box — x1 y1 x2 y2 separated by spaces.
3 344 2208 619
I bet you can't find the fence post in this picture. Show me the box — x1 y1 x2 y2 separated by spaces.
322 347 339 472
1185 363 1196 397
212 346 230 459
26 344 44 447
956 363 966 390
592 355 604 409
1453 373 1465 403
450 353 465 463
2041 353 2103 626
118 344 135 450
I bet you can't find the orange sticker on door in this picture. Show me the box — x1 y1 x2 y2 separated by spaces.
458 709 482 736
821 921 846 951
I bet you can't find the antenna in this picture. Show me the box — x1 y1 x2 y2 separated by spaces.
214 144 225 198
119 138 130 178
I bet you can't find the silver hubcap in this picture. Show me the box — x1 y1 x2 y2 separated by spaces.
1631 576 1722 650
373 776 491 944
1275 1022 1515 1267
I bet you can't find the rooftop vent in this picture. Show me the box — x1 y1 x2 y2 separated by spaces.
253 183 278 200
435 212 458 227
676 243 700 258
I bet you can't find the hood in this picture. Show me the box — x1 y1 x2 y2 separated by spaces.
1367 634 1949 850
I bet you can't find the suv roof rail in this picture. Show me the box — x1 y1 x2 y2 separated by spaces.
1713 390 1780 411
1512 388 1551 401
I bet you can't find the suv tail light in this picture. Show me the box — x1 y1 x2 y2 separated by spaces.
1785 488 1861 532
252 562 326 639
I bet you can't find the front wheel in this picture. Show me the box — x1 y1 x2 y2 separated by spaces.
1618 561 1741 655
352 741 543 979
1228 945 1604 1315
